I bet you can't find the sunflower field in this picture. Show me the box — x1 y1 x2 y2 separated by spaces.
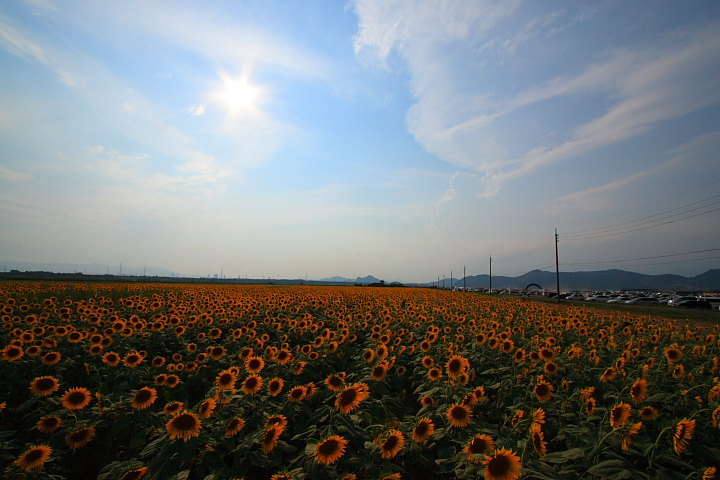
1 281 719 480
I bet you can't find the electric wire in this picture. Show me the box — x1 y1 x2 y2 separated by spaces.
561 254 720 268
562 195 720 236
563 206 720 240
560 248 720 266
558 178 720 230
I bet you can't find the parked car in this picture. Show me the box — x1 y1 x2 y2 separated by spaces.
607 296 632 304
566 293 585 301
668 296 698 306
587 295 613 301
697 297 720 309
675 300 712 309
625 297 659 305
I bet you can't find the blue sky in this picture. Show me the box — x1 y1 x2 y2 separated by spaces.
0 0 718 281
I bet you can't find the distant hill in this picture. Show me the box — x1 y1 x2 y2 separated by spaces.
318 276 355 283
355 275 381 284
0 261 180 277
454 269 720 292
318 275 381 284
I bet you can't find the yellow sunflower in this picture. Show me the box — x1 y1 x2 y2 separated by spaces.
313 435 348 465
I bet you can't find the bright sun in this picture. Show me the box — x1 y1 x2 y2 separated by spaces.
221 79 257 110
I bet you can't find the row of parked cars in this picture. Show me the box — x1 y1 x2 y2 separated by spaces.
565 293 720 310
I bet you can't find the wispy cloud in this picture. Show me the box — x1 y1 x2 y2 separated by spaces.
0 17 81 87
184 105 206 116
544 131 720 213
485 23 720 194
354 2 720 197
0 165 32 182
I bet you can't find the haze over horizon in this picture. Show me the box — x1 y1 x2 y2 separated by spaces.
1 0 718 283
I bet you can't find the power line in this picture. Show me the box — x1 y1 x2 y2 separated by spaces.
559 178 720 230
563 195 720 236
563 206 720 241
560 247 720 266
564 254 720 268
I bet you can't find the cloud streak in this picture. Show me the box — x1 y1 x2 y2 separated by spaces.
354 2 720 197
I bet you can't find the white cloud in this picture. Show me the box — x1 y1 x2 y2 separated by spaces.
487 24 720 193
0 17 82 87
0 17 48 63
355 2 720 197
184 105 206 116
544 131 720 213
0 165 32 182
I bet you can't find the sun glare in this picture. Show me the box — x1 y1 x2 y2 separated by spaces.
222 79 257 110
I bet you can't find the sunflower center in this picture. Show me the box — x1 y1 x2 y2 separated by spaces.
291 389 303 398
487 454 511 476
373 366 385 377
219 374 233 385
43 417 59 427
135 390 152 403
451 406 467 420
448 359 461 372
264 429 276 443
383 436 398 450
173 414 199 430
469 438 486 454
270 381 280 390
319 439 339 455
415 423 428 435
329 376 342 387
339 388 357 405
25 449 45 462
533 432 543 450
36 378 56 391
246 378 258 388
68 391 87 404
536 385 548 396
70 429 90 441
127 355 139 363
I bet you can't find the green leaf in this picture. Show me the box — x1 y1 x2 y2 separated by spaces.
586 459 627 476
542 448 585 464
644 393 668 403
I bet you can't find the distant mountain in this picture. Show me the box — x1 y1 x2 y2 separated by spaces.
0 261 180 277
317 275 381 284
318 276 355 283
453 269 720 292
355 275 381 284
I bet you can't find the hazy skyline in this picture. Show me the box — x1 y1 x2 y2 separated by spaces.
1 0 718 282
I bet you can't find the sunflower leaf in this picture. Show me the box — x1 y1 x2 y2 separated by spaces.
541 448 585 464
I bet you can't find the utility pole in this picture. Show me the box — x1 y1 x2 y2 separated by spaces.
443 274 445 289
555 228 561 304
221 266 224 279
119 262 122 275
489 256 492 294
451 270 453 289
143 266 146 276
463 265 466 290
